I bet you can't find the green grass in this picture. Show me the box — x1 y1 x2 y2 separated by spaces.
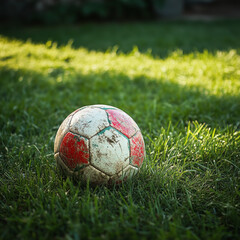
0 21 240 239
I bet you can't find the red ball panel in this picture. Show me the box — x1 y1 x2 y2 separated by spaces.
130 131 145 167
60 132 89 170
106 109 138 138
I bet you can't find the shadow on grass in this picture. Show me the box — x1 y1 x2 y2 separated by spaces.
1 66 239 137
0 20 240 58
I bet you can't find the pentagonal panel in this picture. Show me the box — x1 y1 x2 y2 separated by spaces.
60 132 89 171
54 113 73 153
90 127 130 176
106 109 139 138
130 131 145 168
70 107 109 138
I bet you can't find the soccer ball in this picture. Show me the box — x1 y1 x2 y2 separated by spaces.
54 104 145 185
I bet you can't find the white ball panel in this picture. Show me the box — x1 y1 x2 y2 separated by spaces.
90 127 130 176
55 152 73 176
111 164 139 182
79 165 110 184
70 107 109 138
54 114 72 153
123 165 139 178
89 104 118 110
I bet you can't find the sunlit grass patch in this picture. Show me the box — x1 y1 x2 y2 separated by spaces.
1 36 240 96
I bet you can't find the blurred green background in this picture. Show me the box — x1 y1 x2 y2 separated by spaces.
1 0 240 24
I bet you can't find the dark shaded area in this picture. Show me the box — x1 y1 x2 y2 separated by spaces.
1 0 240 24
0 21 240 58
0 0 164 24
185 0 240 19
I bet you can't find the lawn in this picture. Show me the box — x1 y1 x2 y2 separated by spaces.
0 21 240 239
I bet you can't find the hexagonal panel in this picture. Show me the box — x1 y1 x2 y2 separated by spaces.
90 127 130 176
54 113 73 153
130 131 145 168
106 109 139 138
60 132 89 171
70 107 109 138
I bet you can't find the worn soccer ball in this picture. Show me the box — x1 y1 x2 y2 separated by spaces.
54 104 145 185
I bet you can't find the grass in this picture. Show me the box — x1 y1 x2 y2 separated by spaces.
0 20 240 239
